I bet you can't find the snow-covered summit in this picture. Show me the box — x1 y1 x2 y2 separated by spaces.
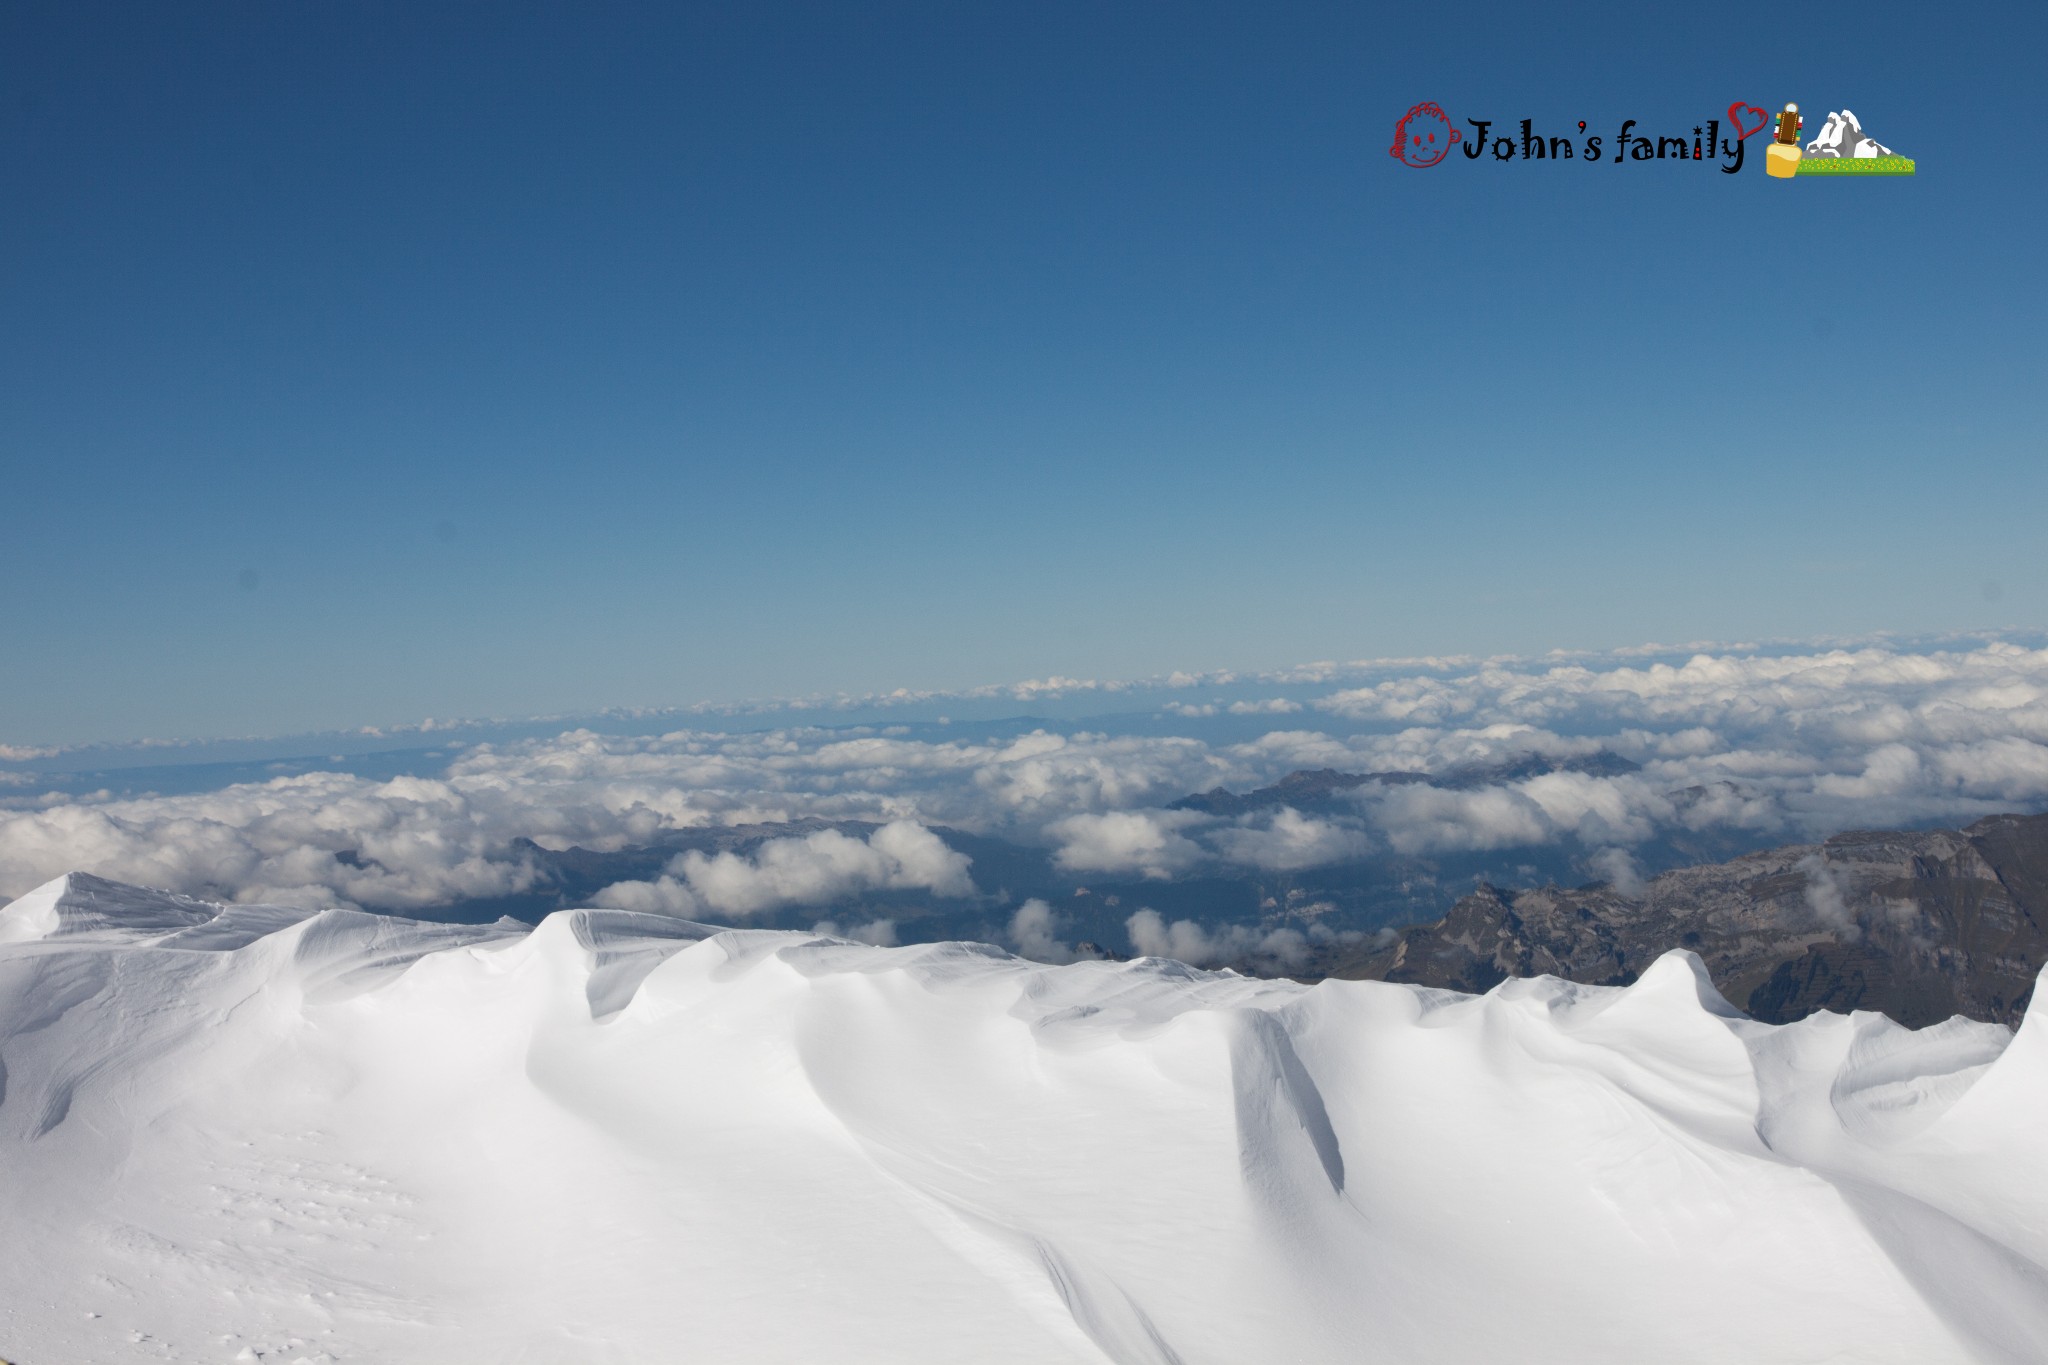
0 870 229 942
0 873 2042 1363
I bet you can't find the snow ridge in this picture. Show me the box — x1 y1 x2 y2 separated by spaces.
0 873 2043 1364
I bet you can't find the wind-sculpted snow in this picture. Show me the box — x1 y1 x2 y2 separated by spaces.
0 875 2044 1364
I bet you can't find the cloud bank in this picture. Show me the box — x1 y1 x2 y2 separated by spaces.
2 642 2047 921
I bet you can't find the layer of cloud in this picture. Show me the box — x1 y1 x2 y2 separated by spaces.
5 641 2048 912
0 728 1232 909
0 773 541 912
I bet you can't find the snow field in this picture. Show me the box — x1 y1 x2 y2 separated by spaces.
0 873 2042 1364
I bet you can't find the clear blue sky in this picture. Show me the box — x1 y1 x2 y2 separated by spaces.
3 1 2042 745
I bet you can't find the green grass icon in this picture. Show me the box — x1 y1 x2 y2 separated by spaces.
1795 155 1916 175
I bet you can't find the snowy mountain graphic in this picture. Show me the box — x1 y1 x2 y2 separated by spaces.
1805 108 1894 158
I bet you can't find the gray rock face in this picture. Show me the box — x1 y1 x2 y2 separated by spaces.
1324 813 2048 1026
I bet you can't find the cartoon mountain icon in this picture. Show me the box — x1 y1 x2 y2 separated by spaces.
1805 110 1893 158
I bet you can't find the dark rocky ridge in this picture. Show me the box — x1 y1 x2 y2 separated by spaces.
1317 813 2048 1027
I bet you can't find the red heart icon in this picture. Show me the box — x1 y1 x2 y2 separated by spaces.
1727 102 1769 141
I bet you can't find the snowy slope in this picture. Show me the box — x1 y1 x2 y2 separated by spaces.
0 874 2043 1365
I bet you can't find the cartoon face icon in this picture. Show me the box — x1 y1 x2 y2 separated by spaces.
1390 102 1460 168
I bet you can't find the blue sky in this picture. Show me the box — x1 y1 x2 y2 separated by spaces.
3 1 2043 745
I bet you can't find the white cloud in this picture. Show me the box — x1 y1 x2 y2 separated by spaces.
1798 853 1861 941
590 875 700 916
1204 809 1371 871
1009 898 1076 964
1813 743 1925 799
1928 737 2048 799
968 732 1232 823
1124 908 1326 972
1365 785 1553 855
814 916 900 947
1227 698 1301 715
1516 772 1664 846
0 773 541 911
1045 810 1205 880
9 640 2048 911
1308 646 2048 760
606 821 973 919
1587 847 1646 897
